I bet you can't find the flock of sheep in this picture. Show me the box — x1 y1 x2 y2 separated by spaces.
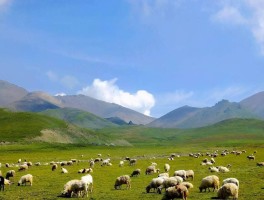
0 149 262 199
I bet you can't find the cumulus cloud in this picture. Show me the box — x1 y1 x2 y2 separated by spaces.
212 0 264 55
78 78 155 116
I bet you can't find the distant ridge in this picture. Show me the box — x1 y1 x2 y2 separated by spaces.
55 95 155 125
148 99 260 129
0 80 28 106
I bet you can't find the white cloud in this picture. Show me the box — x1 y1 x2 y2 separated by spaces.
212 0 264 55
78 78 155 116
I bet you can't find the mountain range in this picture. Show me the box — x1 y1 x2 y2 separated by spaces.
1 80 264 129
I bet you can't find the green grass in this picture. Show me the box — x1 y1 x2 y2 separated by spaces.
0 144 264 199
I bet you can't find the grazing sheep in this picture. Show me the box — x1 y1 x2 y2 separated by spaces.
114 175 131 190
5 170 15 180
217 183 238 200
217 166 230 173
151 162 158 166
4 178 11 186
5 163 10 168
61 167 68 173
173 170 187 180
209 166 219 173
62 179 88 198
94 158 102 163
81 174 93 193
222 178 239 188
199 175 219 192
162 184 188 200
158 173 169 178
146 165 158 175
185 170 194 180
119 161 124 167
130 169 141 177
0 176 4 191
164 164 170 173
101 158 111 167
157 177 182 194
18 174 33 186
257 162 264 166
180 181 194 189
89 160 95 168
18 164 28 171
247 155 255 160
129 159 137 166
146 177 164 193
52 164 58 171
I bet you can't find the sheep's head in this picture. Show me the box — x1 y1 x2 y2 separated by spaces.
146 185 151 193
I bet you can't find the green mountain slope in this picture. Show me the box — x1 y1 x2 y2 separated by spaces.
40 107 118 129
0 108 111 144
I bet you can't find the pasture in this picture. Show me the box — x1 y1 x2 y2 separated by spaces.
0 144 264 199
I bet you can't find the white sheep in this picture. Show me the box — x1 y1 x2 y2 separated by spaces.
163 184 189 200
18 174 33 186
81 174 93 193
158 172 169 178
222 178 239 188
164 163 170 172
217 166 230 173
145 165 158 175
199 175 219 192
114 175 131 189
209 166 219 173
61 167 68 173
146 177 164 193
89 160 95 168
157 176 182 194
217 183 238 200
119 161 124 167
18 164 28 171
62 179 88 198
180 181 194 189
185 170 194 180
173 170 187 180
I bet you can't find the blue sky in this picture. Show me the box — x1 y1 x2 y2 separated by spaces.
1 0 264 117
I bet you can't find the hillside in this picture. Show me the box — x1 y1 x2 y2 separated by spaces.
40 107 118 129
55 94 155 125
1 108 264 146
0 80 28 106
149 100 259 128
8 91 63 112
0 108 112 145
240 91 264 118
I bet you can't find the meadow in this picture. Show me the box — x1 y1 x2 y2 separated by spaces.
0 143 264 200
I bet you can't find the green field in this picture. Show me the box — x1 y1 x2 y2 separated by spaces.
0 144 264 199
0 109 264 199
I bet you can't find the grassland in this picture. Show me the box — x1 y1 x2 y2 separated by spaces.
1 109 264 199
0 144 264 199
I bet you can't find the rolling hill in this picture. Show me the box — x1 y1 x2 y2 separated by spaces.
40 107 118 129
1 108 264 146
